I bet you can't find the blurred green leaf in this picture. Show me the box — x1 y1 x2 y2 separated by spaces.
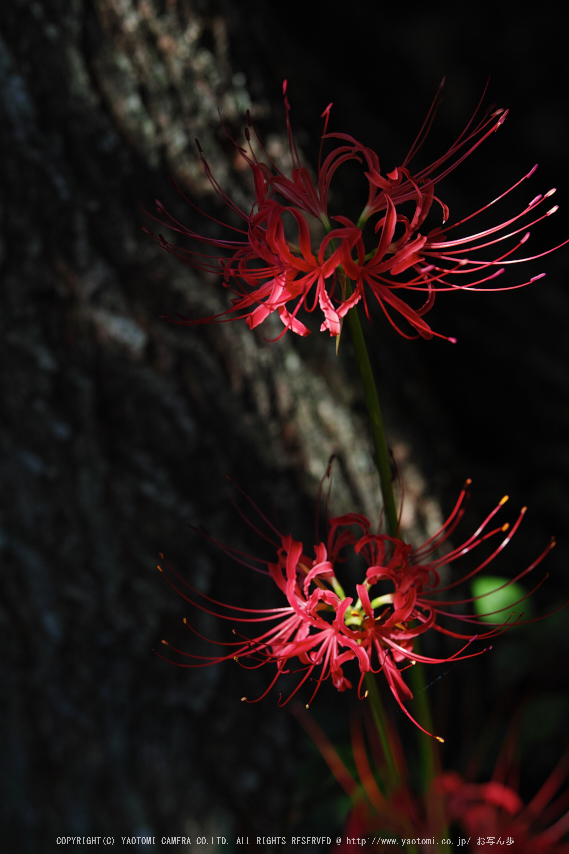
470 575 533 623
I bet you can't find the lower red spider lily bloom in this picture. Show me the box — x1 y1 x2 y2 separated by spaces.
159 533 371 708
437 757 569 853
156 481 553 738
307 703 569 852
143 80 567 342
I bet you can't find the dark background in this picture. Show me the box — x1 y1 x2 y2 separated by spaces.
1 0 568 851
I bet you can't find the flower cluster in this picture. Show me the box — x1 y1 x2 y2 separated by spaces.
157 482 553 738
144 80 565 342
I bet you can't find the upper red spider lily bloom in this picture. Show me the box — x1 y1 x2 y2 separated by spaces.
143 79 567 342
156 480 554 738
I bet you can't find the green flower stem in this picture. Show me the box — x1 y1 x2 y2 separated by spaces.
365 673 419 854
365 674 420 854
363 672 400 791
344 299 399 538
409 647 438 789
343 289 443 829
344 297 403 796
408 645 449 840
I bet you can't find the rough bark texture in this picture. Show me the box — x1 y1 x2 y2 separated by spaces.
1 1 569 851
0 2 392 849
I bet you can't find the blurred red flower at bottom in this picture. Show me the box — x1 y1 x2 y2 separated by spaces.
328 753 569 853
436 761 569 854
294 703 569 853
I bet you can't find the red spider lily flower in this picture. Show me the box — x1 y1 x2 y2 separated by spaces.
156 481 553 738
158 532 371 709
143 80 567 342
437 754 569 853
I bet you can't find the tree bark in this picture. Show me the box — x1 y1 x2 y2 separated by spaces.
0 1 396 848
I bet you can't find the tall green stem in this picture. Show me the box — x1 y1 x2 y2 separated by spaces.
343 295 404 795
344 292 443 808
344 300 399 538
365 674 420 854
409 647 439 790
364 672 400 791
